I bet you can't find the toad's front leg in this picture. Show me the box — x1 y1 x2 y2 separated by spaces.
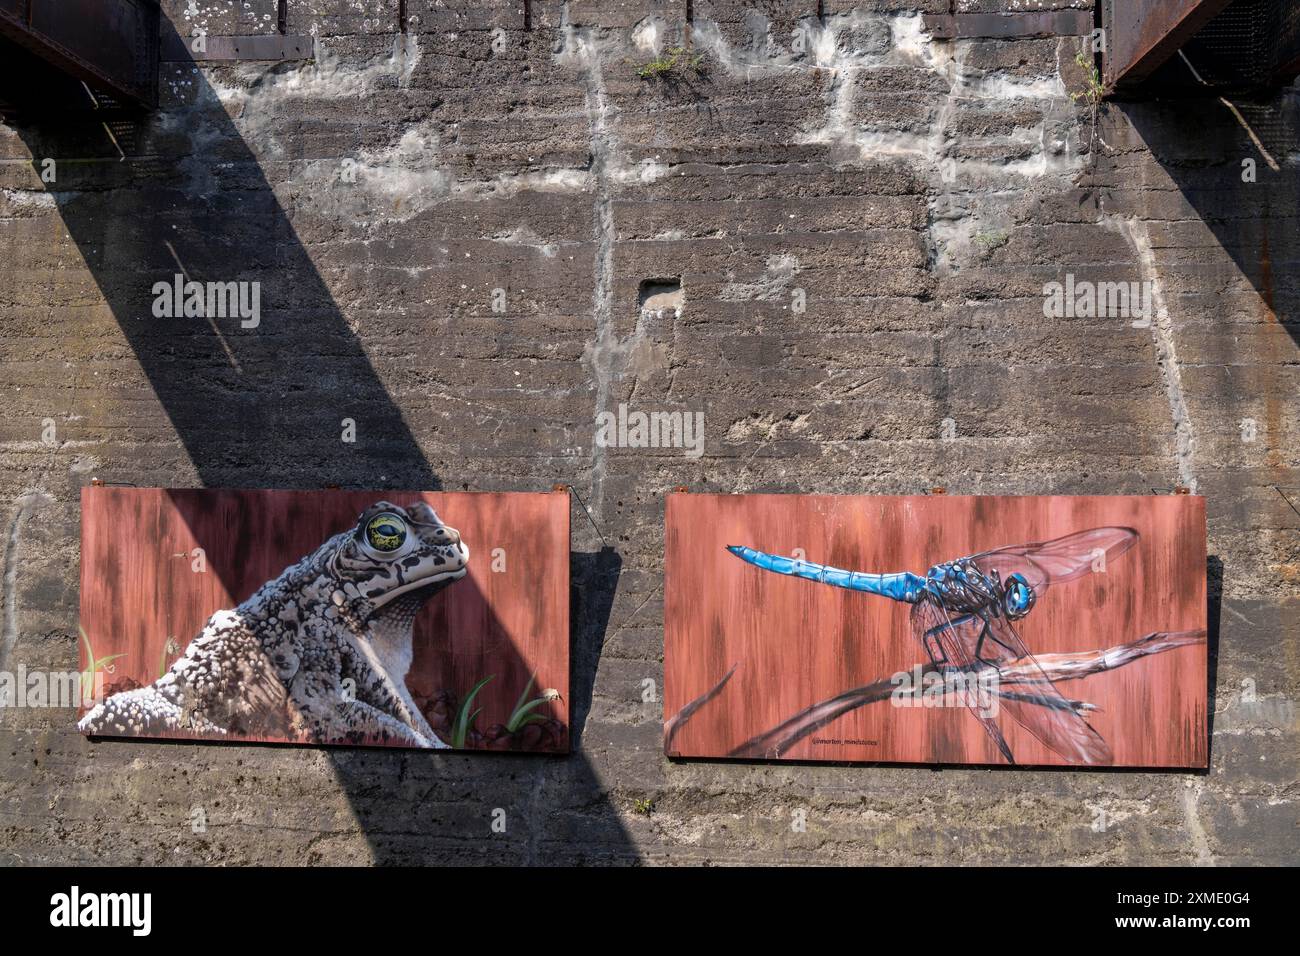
331 699 448 748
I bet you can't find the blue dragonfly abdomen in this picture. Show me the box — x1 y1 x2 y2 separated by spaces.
726 545 929 604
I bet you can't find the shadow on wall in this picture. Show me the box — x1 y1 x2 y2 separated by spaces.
1205 554 1223 755
1120 86 1299 340
10 30 634 863
1119 88 1293 765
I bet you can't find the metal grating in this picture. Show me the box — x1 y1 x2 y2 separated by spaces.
1181 0 1300 86
0 0 159 110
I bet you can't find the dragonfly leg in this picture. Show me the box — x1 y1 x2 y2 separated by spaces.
990 728 1015 764
922 614 974 668
921 611 1017 764
922 631 948 666
973 616 1019 668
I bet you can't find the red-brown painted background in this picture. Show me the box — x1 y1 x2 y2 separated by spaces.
80 487 570 751
664 494 1207 768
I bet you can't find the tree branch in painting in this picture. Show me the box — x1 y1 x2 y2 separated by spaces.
663 662 738 754
725 629 1206 759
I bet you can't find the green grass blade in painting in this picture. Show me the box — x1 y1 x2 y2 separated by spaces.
451 675 494 748
506 696 553 733
79 625 125 692
509 672 536 721
158 638 180 678
505 670 559 733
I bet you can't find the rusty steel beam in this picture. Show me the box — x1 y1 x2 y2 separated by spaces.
924 11 1094 40
0 0 159 109
1102 0 1234 89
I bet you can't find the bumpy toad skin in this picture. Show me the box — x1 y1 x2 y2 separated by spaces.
78 501 469 748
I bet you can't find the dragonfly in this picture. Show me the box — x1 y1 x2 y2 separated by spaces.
727 526 1139 765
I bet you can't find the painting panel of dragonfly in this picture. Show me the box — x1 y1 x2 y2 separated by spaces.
663 494 1208 768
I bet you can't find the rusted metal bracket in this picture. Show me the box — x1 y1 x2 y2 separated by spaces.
1102 0 1232 89
160 32 315 63
0 0 159 109
923 11 1093 40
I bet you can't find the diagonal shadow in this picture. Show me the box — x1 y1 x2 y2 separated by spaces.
10 28 634 864
1205 554 1223 756
1118 90 1295 753
1119 86 1299 346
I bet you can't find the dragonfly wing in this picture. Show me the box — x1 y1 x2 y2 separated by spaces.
909 597 1015 764
972 526 1138 595
983 614 1114 766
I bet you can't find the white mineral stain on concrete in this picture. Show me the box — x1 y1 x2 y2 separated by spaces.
720 254 801 301
1107 213 1200 493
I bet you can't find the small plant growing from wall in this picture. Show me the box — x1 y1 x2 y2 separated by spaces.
637 46 704 80
1072 50 1106 108
972 228 1010 257
1072 50 1109 156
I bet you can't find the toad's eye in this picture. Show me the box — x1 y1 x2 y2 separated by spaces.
364 513 407 553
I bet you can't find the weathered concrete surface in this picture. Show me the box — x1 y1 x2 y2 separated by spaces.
0 0 1295 865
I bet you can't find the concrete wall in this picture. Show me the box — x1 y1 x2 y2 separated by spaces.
0 0 1295 864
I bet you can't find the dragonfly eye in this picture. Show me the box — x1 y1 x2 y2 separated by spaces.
362 512 408 556
1002 573 1035 619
